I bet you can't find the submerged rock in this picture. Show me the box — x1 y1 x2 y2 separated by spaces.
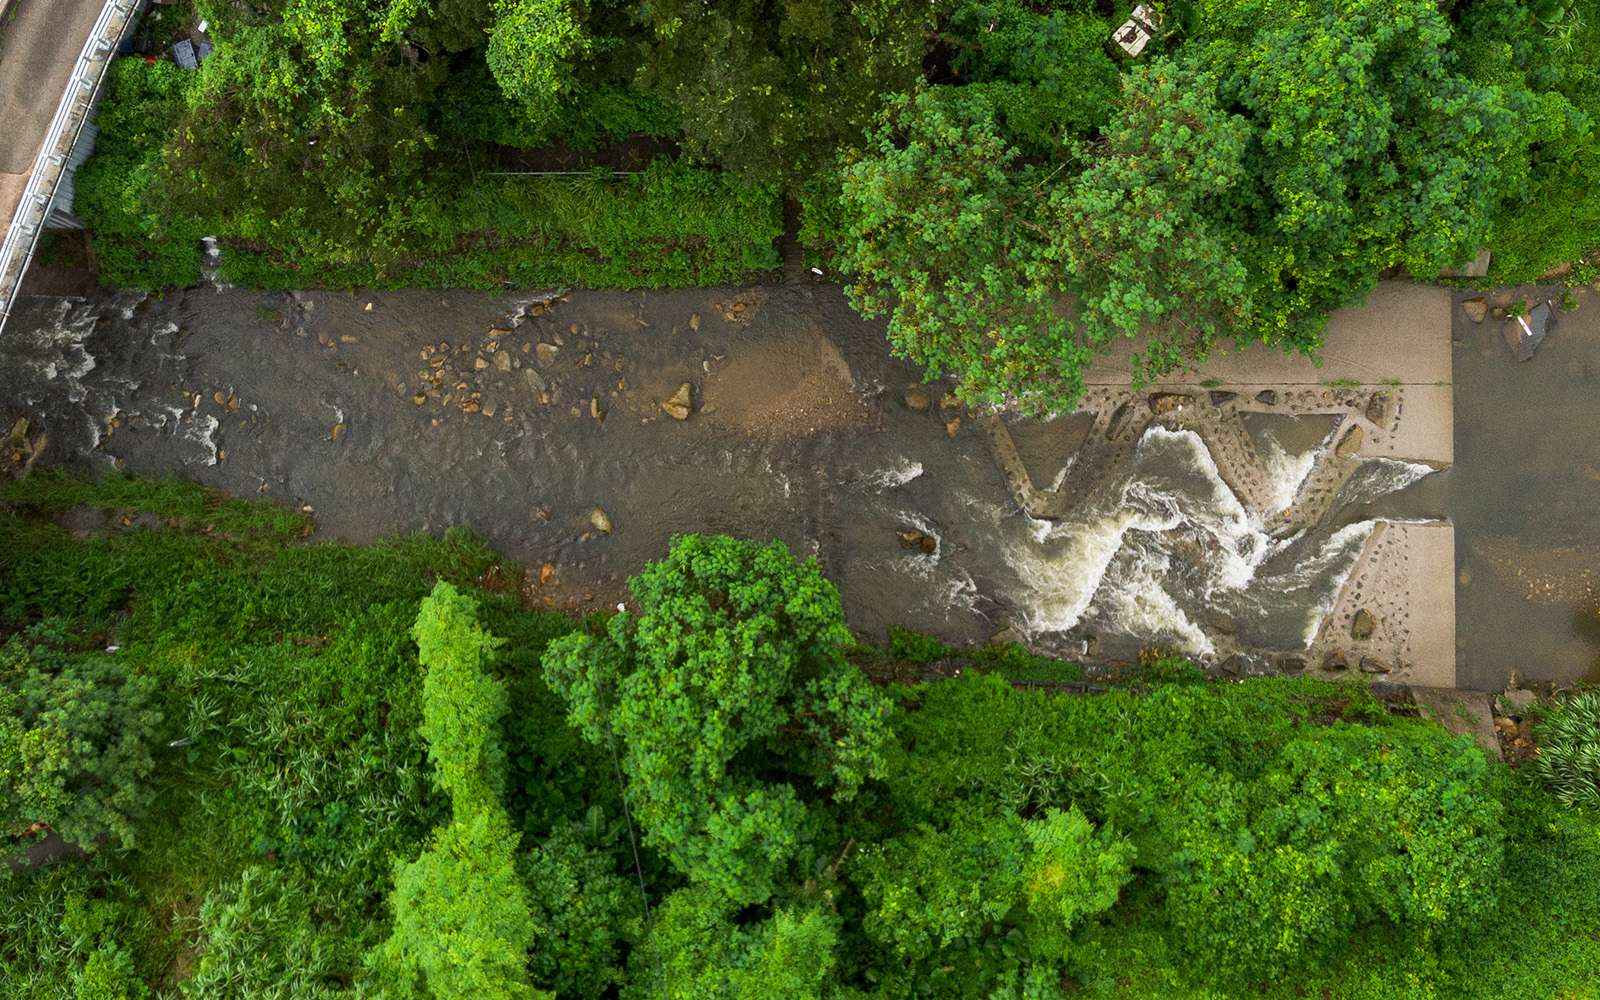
661 382 694 420
897 529 938 555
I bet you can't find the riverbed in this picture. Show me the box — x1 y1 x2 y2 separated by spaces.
2 276 1594 689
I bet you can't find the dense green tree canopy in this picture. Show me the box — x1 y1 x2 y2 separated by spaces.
543 534 890 903
630 0 940 184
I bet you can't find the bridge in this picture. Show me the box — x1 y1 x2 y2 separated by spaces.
0 0 141 335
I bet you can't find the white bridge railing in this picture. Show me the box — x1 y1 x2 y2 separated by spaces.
0 0 141 334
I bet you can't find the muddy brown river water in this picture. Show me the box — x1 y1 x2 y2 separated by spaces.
3 277 1599 689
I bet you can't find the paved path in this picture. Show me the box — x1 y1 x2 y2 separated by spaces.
0 0 108 220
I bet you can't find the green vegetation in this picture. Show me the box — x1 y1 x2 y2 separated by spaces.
0 475 1597 998
1533 690 1600 808
72 0 1600 409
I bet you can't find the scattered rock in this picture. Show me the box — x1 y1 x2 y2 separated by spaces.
1364 392 1390 426
1358 655 1392 674
1461 297 1488 323
1254 389 1278 406
1209 390 1238 407
991 625 1026 647
535 342 559 367
493 351 512 372
1149 392 1190 415
1503 301 1553 361
1219 654 1250 676
474 356 490 370
1323 649 1349 672
689 312 701 332
1500 688 1537 715
412 393 427 406
589 506 612 534
661 383 694 421
1335 425 1364 458
364 302 374 312
904 387 931 412
1351 608 1377 640
211 390 226 406
1278 655 1308 674
896 529 938 555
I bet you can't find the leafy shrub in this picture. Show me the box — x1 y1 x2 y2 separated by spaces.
217 160 781 290
1532 690 1600 809
183 866 349 1000
73 59 200 290
1 639 163 850
0 859 152 1000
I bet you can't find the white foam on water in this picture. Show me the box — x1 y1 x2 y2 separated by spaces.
1333 458 1437 512
1290 521 1376 648
182 413 221 465
1004 424 1421 655
1098 543 1215 656
1259 431 1320 513
865 457 924 492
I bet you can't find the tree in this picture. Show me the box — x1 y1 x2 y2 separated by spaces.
1163 724 1505 982
631 0 940 185
377 583 544 1000
1 640 162 850
838 88 1074 412
486 0 589 129
854 805 1133 965
1020 807 1135 960
840 65 1252 412
622 886 839 1000
542 534 890 904
1046 59 1252 390
413 581 508 813
384 810 545 1000
1185 0 1513 337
